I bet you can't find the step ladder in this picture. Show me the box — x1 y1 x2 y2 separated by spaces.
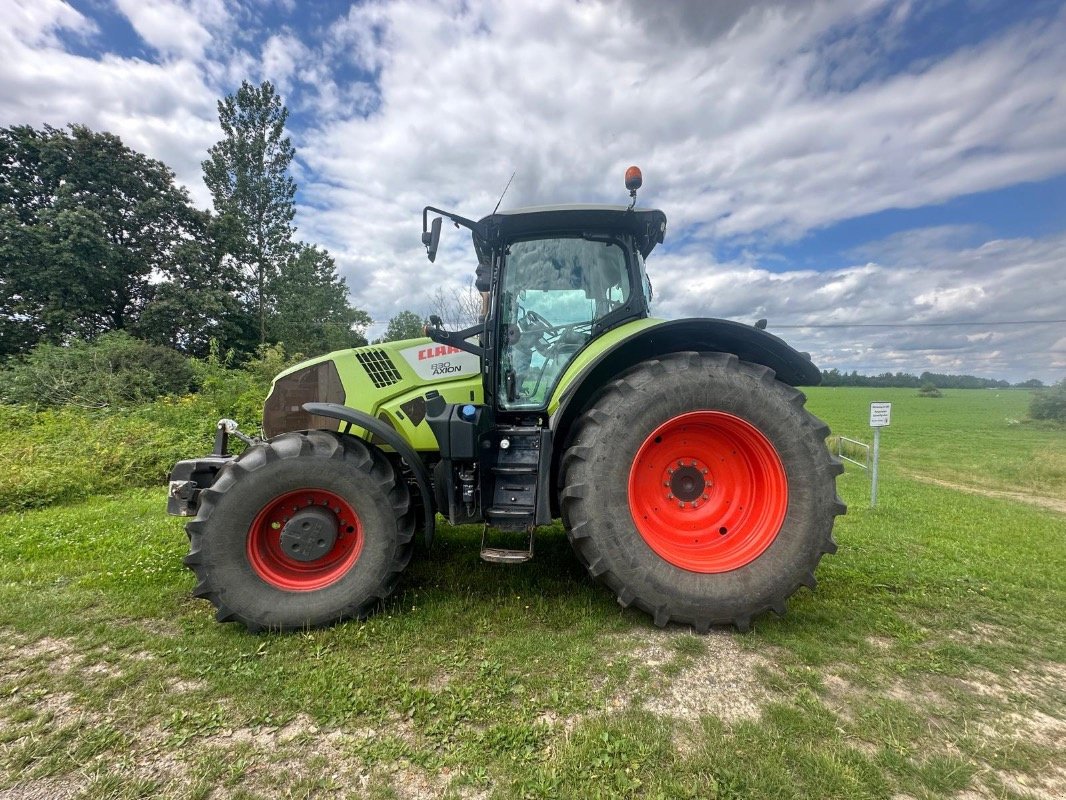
480 424 543 563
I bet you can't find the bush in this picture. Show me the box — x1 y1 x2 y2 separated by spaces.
2 332 197 409
917 381 943 398
0 340 309 512
1030 380 1066 423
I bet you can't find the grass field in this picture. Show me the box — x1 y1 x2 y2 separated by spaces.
1 387 1063 799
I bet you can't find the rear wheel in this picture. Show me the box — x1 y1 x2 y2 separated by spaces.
183 430 414 632
560 352 844 631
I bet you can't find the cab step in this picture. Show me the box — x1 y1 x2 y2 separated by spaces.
480 547 534 564
480 524 534 564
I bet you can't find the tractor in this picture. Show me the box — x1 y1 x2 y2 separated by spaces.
167 168 845 633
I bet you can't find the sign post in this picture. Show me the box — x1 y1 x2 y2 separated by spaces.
868 402 891 507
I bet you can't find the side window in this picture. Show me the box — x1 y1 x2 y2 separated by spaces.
638 252 653 307
497 237 630 409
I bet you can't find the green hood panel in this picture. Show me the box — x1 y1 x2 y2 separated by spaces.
268 337 483 450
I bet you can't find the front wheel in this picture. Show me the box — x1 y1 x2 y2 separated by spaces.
560 352 845 632
183 430 414 632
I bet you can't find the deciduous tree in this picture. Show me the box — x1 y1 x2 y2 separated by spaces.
269 244 371 356
0 124 208 355
378 310 426 343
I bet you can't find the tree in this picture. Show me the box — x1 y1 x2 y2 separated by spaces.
269 244 371 356
430 282 484 331
0 124 208 355
202 80 296 344
917 381 943 398
379 310 426 343
1030 380 1066 424
132 209 257 359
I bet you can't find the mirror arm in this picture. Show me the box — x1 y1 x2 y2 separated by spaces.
422 206 488 240
424 320 485 358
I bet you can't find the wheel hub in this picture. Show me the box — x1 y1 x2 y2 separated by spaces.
247 489 363 592
666 460 709 504
280 507 338 562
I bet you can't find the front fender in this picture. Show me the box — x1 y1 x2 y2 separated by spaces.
302 402 435 547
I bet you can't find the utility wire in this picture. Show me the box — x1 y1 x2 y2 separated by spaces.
769 319 1066 329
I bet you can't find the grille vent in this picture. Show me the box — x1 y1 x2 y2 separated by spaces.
356 349 402 388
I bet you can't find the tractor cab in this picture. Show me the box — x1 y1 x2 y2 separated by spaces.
416 171 668 555
421 177 666 417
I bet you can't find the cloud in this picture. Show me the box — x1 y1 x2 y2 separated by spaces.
648 231 1066 380
113 0 215 61
287 1 1064 366
0 0 1063 379
5 0 97 46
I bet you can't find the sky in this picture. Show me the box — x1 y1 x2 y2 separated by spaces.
2 0 1065 382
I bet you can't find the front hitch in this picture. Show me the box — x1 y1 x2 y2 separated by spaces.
167 419 255 517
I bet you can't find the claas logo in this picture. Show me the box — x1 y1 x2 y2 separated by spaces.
417 345 463 361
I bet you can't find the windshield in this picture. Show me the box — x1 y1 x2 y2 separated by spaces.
497 236 630 409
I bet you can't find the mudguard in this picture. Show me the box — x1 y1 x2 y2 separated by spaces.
302 402 436 546
547 317 821 504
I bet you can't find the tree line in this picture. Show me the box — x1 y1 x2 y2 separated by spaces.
0 80 428 369
820 369 1044 389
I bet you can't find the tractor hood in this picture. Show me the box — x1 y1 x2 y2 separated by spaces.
262 337 483 443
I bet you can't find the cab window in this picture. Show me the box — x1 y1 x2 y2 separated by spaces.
497 236 630 409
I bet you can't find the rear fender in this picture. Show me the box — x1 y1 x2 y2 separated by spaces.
546 318 821 513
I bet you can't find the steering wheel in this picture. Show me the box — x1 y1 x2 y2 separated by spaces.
521 309 554 331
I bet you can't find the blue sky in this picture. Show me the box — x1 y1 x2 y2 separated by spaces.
2 0 1065 380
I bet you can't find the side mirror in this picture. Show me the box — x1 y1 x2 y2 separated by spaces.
422 216 442 263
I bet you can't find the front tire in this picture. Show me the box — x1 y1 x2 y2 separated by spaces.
183 430 414 632
560 352 844 632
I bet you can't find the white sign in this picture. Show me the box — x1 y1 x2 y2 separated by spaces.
869 402 892 428
399 342 481 382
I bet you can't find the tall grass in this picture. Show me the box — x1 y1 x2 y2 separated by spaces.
2 369 265 512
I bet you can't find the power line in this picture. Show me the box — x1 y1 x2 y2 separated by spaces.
769 319 1066 329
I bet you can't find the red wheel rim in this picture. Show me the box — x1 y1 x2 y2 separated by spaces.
247 489 363 591
628 411 787 573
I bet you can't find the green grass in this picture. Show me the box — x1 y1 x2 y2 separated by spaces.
815 386 1066 500
0 388 1063 798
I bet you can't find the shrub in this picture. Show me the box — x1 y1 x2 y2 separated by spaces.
1030 380 1066 424
917 381 943 398
2 332 196 409
0 340 310 512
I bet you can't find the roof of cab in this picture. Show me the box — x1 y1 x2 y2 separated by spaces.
474 204 668 258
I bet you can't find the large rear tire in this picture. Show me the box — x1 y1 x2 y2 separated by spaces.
560 352 844 632
183 430 414 632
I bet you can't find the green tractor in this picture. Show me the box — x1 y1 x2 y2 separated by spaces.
167 168 844 633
